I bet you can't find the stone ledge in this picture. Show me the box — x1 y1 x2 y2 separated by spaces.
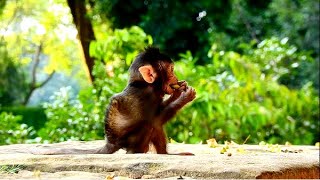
0 141 319 179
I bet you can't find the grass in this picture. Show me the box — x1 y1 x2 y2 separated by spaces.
0 165 25 174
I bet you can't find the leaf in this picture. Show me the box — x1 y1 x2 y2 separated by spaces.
169 138 178 144
220 147 227 154
206 138 218 148
259 141 267 146
236 147 246 154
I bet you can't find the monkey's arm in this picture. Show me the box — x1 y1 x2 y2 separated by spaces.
159 86 196 124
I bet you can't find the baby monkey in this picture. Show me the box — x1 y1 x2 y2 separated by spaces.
100 47 196 154
34 47 196 155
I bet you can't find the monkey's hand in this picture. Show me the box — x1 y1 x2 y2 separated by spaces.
163 81 188 107
171 80 187 98
176 86 196 105
169 82 195 105
162 81 196 109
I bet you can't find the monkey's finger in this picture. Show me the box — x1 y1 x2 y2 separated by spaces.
178 80 187 87
191 89 197 99
181 82 188 89
178 80 186 85
190 87 196 95
189 86 195 93
191 89 196 98
186 86 194 92
187 87 196 98
178 85 186 91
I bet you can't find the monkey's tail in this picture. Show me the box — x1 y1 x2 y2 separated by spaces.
30 144 118 155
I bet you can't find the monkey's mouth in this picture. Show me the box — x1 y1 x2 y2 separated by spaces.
164 84 177 95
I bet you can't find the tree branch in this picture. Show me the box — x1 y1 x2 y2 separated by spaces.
36 70 55 89
31 43 42 89
23 43 55 105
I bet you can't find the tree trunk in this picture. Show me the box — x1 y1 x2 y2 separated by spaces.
67 0 96 82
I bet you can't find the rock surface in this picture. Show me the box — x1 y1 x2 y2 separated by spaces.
0 140 319 179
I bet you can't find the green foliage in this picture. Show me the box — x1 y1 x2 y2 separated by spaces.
267 0 319 52
90 26 152 66
0 43 28 106
167 38 319 145
0 0 84 82
0 0 6 15
92 0 319 56
92 0 319 90
38 87 104 142
240 37 314 88
0 0 85 106
0 106 47 130
92 0 232 61
0 112 36 145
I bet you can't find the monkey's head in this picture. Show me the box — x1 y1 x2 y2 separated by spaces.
129 47 179 95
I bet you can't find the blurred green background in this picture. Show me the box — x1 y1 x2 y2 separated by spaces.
0 0 319 145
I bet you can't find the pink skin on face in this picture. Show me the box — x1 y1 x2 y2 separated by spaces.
160 63 187 95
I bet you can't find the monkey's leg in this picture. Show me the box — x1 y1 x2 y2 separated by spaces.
96 143 120 154
125 128 152 154
151 127 168 154
151 129 194 155
125 144 149 154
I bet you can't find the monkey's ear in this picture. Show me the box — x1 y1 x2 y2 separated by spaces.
138 65 157 83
